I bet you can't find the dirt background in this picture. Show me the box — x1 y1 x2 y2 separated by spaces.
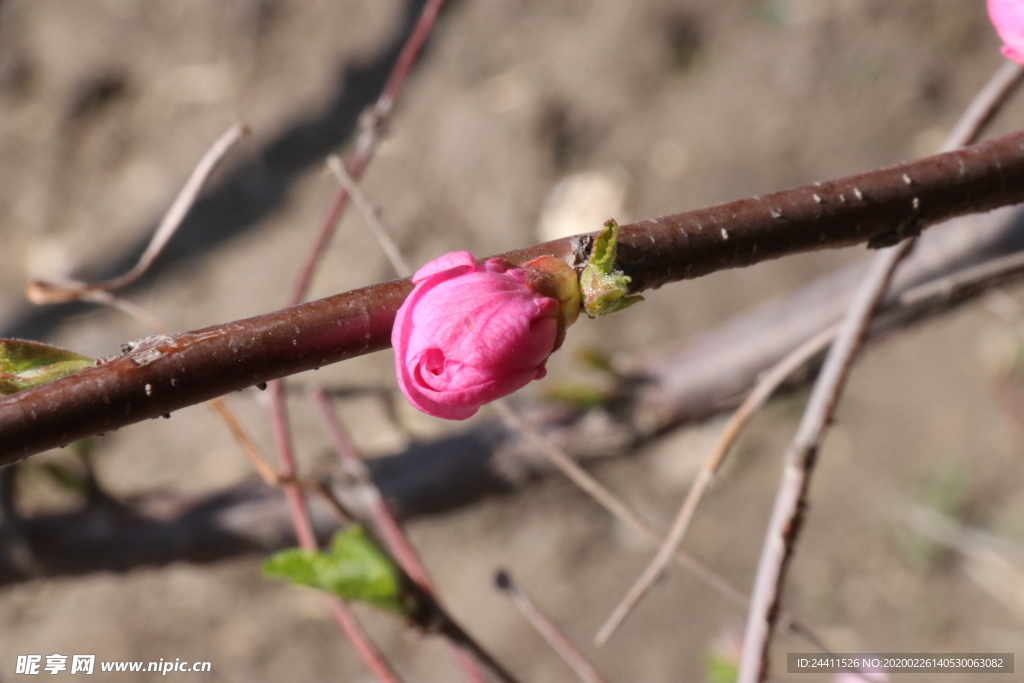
1 0 1023 681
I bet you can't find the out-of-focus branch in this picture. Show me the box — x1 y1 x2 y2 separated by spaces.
287 0 445 306
261 3 450 676
24 125 249 304
629 200 1024 431
737 60 1024 683
5 132 1024 462
9 223 1024 586
495 570 608 683
594 326 838 644
310 388 488 683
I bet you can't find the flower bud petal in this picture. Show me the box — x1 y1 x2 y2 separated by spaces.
392 251 572 420
989 0 1024 64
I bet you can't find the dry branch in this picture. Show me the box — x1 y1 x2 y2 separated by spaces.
737 60 1024 682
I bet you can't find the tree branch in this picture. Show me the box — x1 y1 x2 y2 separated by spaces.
9 223 1024 588
737 60 1024 683
5 132 1024 462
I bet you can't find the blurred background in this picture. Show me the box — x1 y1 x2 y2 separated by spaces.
1 0 1023 680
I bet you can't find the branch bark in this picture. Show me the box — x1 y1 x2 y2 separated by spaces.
4 132 1024 462
7 208 1024 586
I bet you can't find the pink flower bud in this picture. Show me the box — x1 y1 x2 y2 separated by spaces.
989 0 1024 64
392 251 572 420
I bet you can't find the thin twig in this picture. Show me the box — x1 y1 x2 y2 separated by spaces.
17 122 288 491
262 0 446 616
270 405 405 683
596 325 838 643
266 379 319 547
495 570 608 683
897 249 1024 310
431 613 522 683
740 247 908 683
309 388 487 683
260 5 447 676
326 156 412 278
205 397 285 486
81 290 170 333
492 401 746 608
946 61 1024 154
494 399 832 654
25 124 247 304
736 60 1024 683
296 463 519 682
325 597 407 683
309 388 429 584
288 0 445 306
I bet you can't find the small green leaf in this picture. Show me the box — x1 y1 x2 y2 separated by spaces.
263 526 411 615
263 548 322 588
0 339 93 395
589 220 618 273
580 220 644 318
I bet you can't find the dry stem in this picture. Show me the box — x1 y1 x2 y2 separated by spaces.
736 59 1024 683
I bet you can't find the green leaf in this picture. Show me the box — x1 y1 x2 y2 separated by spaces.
263 526 411 615
0 339 93 395
580 220 644 318
262 548 322 587
589 219 618 273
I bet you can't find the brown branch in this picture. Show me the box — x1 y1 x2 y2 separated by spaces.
259 1 448 646
6 211 1024 583
310 388 489 683
287 0 446 306
257 3 450 676
629 200 1024 432
4 132 1024 463
6 208 1024 595
4 207 1019 566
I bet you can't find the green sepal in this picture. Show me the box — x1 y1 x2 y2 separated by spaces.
263 526 413 615
580 220 644 317
0 339 94 395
